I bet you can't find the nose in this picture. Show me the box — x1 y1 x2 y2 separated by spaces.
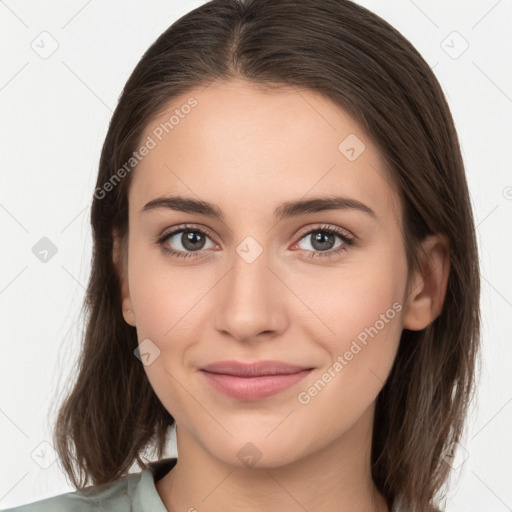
213 241 288 343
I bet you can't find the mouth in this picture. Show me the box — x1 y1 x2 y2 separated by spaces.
199 360 314 400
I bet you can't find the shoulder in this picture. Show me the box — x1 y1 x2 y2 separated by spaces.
0 472 140 512
1 458 177 512
0 457 177 512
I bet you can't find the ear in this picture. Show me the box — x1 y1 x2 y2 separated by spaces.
112 228 136 327
402 234 450 331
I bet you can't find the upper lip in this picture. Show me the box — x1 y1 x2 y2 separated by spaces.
200 360 313 377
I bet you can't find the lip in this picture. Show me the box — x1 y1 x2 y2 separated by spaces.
199 360 313 400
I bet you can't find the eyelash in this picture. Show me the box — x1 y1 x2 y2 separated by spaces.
156 223 355 260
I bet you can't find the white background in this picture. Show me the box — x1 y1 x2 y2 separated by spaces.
1 0 511 510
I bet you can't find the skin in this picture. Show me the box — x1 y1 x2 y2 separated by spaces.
113 78 450 512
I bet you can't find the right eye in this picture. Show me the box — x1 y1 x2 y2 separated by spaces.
157 224 218 259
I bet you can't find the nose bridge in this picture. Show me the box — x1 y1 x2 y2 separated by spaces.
213 233 286 340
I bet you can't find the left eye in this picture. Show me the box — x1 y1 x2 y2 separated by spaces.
293 225 354 259
296 228 348 252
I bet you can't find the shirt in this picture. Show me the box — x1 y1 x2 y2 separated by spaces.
1 457 407 511
1 458 176 512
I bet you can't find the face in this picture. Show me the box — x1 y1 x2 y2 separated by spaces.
116 79 413 469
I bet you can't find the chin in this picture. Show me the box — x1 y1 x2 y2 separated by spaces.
204 435 304 470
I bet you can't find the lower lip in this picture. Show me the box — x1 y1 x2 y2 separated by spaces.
200 369 312 400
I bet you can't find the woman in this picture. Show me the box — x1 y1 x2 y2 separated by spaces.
3 0 480 510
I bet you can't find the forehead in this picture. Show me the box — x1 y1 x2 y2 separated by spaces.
129 79 401 226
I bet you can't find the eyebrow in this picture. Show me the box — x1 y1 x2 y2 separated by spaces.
141 195 378 221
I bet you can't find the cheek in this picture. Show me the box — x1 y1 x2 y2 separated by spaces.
334 277 403 355
128 245 212 339
128 251 212 414
300 263 404 352
293 288 403 441
297 244 406 390
128 255 202 425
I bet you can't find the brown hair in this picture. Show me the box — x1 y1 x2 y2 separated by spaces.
52 1 481 510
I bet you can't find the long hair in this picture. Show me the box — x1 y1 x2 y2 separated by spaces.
52 1 481 510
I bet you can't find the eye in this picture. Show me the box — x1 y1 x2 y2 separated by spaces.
157 223 355 260
293 224 355 259
157 224 218 259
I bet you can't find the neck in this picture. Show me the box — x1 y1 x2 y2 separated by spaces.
156 404 389 512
